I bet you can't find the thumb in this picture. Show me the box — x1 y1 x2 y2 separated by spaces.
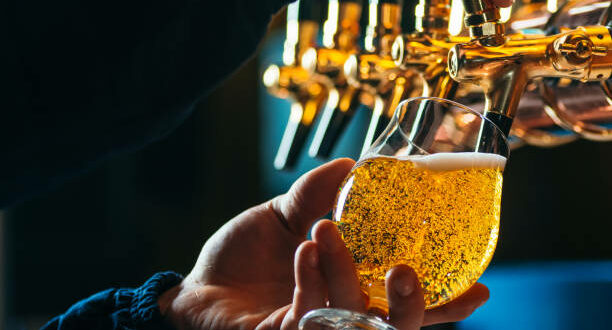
269 158 355 237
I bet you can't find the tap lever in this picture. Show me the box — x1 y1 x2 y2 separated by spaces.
360 74 421 155
303 0 364 159
309 86 362 158
274 89 329 170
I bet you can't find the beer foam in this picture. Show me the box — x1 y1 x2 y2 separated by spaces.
403 152 507 171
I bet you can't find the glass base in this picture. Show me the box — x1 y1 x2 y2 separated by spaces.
299 308 397 330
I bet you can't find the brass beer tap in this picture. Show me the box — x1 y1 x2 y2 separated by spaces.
344 0 424 156
262 0 612 170
392 0 471 101
301 0 364 158
262 0 330 170
448 0 612 146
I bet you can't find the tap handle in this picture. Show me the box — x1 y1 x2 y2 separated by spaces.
414 0 453 35
274 94 328 170
283 0 326 66
364 0 404 54
274 104 312 170
361 76 416 156
361 99 392 156
309 86 362 159
322 0 363 50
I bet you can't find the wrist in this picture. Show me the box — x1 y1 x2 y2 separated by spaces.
129 271 184 329
158 283 183 327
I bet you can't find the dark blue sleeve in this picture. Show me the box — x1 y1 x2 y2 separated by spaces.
41 271 184 330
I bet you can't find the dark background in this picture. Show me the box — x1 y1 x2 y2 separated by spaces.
2 49 263 328
3 8 612 330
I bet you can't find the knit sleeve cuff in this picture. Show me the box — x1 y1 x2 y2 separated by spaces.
129 271 184 329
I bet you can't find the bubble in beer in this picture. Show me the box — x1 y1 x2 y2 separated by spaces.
334 152 505 310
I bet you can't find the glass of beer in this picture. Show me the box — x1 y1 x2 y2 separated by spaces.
299 97 510 330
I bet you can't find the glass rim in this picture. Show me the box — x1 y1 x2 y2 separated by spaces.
394 96 511 157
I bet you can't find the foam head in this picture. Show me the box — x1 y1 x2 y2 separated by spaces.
407 152 507 172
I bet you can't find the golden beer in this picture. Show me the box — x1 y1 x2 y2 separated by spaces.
334 152 505 310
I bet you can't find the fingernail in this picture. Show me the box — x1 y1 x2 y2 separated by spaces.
394 274 414 297
308 246 319 268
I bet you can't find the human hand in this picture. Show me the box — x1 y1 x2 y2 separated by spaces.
158 159 490 330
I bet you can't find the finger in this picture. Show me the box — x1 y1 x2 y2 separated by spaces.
386 265 425 330
270 158 355 237
492 0 513 8
312 220 365 312
292 241 327 314
280 241 327 330
423 283 489 326
257 305 291 330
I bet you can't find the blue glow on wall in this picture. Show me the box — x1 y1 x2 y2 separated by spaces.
459 261 612 330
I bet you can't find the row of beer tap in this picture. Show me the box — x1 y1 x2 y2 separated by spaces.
263 0 612 170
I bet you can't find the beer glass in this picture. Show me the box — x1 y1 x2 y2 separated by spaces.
299 97 510 330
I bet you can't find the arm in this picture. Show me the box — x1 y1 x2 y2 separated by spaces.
42 272 183 330
42 159 489 330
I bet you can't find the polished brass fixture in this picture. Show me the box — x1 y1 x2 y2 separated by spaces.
539 0 612 141
263 1 330 170
301 0 364 158
343 0 424 156
449 0 612 140
262 0 612 169
392 0 469 100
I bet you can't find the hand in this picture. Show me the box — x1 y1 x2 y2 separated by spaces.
158 159 490 330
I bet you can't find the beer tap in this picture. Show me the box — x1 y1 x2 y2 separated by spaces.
392 0 577 148
392 0 470 100
301 0 364 159
262 0 330 170
448 0 612 150
344 0 424 156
